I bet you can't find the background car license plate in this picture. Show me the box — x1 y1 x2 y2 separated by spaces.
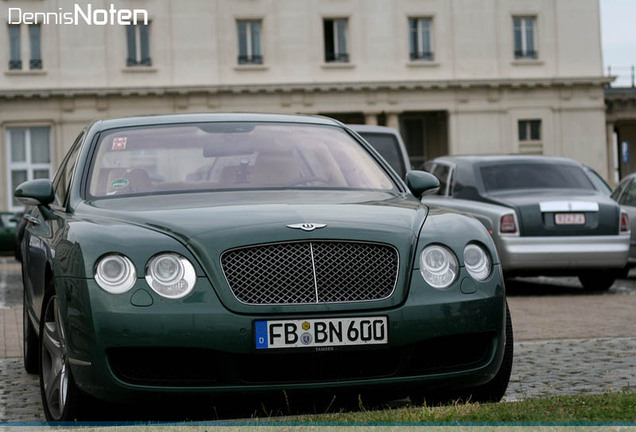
555 213 586 225
255 316 388 349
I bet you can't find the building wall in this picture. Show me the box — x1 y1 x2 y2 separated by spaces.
0 0 609 210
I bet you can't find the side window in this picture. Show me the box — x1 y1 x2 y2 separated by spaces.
431 164 451 196
52 132 84 208
618 180 636 207
611 179 629 202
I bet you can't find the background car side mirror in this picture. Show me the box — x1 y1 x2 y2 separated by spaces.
14 179 55 207
406 170 440 197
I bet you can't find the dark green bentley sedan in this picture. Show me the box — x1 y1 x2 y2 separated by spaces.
16 113 511 420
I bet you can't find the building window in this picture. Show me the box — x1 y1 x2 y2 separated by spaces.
8 25 21 70
126 23 151 66
237 20 263 64
513 17 537 59
518 120 542 154
7 25 43 70
5 127 51 209
29 25 42 69
323 18 349 63
409 18 434 61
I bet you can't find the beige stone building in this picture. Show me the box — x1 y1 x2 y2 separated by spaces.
0 0 610 211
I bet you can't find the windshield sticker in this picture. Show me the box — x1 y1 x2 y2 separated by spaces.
110 178 129 189
112 137 127 150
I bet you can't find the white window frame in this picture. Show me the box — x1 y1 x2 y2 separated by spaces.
237 20 263 64
513 16 537 59
517 119 542 155
409 17 434 61
324 18 349 63
5 126 52 211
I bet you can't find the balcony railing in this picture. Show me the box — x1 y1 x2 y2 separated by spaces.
514 50 538 60
238 54 263 65
606 65 635 88
325 52 349 63
8 59 22 70
30 59 42 70
410 51 434 61
127 57 153 67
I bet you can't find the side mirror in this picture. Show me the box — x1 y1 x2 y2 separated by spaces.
14 179 55 207
406 170 440 197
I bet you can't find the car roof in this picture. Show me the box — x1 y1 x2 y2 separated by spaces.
431 154 581 166
347 124 401 133
93 113 344 131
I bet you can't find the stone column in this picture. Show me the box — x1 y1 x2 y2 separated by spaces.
364 112 379 126
386 112 400 131
606 122 618 186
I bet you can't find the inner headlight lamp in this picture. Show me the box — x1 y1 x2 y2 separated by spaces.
145 253 196 299
419 245 458 289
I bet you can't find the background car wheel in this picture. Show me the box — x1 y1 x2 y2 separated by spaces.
578 272 616 291
23 294 39 374
39 290 92 421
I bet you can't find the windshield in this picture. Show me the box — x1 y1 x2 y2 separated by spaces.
88 122 398 198
480 163 595 192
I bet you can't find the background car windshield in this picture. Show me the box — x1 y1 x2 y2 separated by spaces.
356 132 406 178
89 122 397 197
480 163 595 191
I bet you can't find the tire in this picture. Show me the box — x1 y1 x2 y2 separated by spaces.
410 303 514 405
39 289 94 421
462 303 514 403
578 273 616 291
23 294 39 374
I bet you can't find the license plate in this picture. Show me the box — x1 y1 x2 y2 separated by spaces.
254 317 388 349
555 213 586 225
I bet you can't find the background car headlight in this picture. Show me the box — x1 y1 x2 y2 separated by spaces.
145 253 196 299
419 245 458 289
464 243 491 281
95 254 136 294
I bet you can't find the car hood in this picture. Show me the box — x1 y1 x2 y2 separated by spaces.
80 190 427 313
483 188 620 236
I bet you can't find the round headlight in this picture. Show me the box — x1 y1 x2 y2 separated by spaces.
95 254 136 294
419 245 458 289
145 253 196 299
464 243 491 281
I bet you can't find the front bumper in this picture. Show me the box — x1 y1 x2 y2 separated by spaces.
57 267 506 402
497 234 630 272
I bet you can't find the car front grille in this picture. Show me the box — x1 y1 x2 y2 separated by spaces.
220 241 399 305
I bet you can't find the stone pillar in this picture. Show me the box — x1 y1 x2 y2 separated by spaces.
386 112 400 131
607 122 618 186
364 112 379 126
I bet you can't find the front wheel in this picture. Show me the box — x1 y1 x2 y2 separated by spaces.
39 292 93 421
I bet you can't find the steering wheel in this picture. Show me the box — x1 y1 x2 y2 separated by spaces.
284 176 330 187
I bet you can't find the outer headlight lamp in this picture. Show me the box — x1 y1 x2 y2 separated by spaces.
464 243 492 281
95 254 136 294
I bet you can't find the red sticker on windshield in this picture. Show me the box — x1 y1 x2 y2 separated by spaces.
112 137 127 150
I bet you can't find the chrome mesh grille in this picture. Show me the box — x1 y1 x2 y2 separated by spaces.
221 241 398 305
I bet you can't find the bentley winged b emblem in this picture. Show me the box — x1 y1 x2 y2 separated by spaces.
287 223 327 232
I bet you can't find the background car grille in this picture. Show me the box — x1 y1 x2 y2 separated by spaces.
221 241 398 305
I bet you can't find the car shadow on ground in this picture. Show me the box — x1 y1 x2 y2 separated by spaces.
505 276 635 297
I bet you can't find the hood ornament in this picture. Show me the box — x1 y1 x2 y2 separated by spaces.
287 223 327 232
